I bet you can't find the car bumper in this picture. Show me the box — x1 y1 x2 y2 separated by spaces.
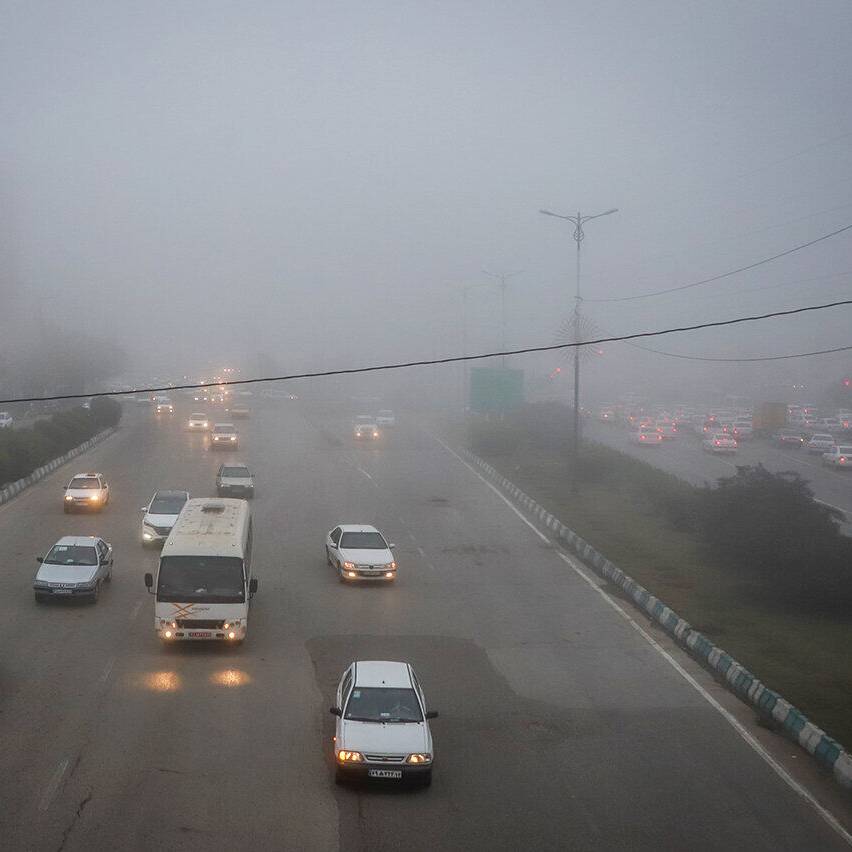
156 625 246 641
65 500 104 510
336 761 431 782
341 570 397 582
211 440 238 448
34 585 96 598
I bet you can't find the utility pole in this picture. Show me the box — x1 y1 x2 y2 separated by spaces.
482 269 522 367
460 282 494 410
539 207 618 460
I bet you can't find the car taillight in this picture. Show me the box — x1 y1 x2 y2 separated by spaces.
841 457 847 464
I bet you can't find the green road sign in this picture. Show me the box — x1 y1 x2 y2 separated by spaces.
470 367 524 412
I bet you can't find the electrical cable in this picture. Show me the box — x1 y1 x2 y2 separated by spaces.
585 223 852 303
621 340 852 363
2 298 851 405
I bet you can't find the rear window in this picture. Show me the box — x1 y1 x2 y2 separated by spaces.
221 467 250 477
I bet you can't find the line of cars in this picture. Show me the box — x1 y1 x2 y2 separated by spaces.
33 397 436 786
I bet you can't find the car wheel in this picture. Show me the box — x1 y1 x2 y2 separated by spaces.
334 768 345 785
326 547 332 566
63 505 70 514
419 769 432 788
337 564 346 583
105 569 112 583
90 582 100 604
35 593 47 604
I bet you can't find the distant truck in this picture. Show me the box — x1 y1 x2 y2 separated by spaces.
752 402 788 435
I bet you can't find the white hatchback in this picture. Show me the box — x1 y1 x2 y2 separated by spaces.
331 661 437 786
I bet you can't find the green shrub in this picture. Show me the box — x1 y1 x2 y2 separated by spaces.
0 399 122 488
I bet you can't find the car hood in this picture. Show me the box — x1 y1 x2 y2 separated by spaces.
339 719 430 755
143 512 179 527
66 488 101 498
37 564 97 583
221 477 253 486
338 547 394 565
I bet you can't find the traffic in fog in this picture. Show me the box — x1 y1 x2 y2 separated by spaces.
2 2 852 850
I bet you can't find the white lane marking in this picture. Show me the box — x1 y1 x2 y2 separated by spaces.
129 600 143 622
416 546 426 558
429 434 549 544
557 550 852 848
39 759 69 811
357 467 373 481
99 656 116 684
429 430 852 846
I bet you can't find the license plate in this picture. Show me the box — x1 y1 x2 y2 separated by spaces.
53 589 72 595
368 769 402 779
189 631 210 638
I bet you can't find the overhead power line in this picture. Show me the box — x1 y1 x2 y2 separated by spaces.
3 299 851 406
586 222 852 303
623 340 852 363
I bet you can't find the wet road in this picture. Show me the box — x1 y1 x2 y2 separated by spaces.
0 398 849 850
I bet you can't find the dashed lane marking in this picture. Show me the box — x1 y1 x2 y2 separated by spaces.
39 759 69 811
99 656 115 685
129 600 143 622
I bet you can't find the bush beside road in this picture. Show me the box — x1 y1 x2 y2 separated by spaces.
460 406 852 750
0 397 122 487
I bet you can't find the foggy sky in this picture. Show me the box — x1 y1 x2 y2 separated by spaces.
2 0 851 401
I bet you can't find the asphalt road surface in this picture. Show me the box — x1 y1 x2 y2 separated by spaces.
1 399 850 851
585 420 852 535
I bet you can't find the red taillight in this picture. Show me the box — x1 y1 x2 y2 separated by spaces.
640 435 645 440
715 440 720 446
841 457 847 464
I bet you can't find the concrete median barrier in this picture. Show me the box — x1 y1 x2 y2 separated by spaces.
461 446 852 791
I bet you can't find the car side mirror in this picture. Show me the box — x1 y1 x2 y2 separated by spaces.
141 507 148 512
144 572 153 590
36 556 43 563
329 706 342 717
249 578 258 595
389 543 396 550
425 710 439 720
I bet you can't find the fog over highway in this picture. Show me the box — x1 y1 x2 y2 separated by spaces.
0 398 849 850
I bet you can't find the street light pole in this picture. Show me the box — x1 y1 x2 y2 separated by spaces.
483 269 522 367
539 207 618 461
460 282 494 409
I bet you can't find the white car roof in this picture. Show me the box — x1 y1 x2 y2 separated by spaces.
190 412 207 417
337 524 381 534
353 661 413 689
53 535 100 547
69 472 102 480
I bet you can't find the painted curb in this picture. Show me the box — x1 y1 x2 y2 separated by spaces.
0 428 116 507
460 446 852 791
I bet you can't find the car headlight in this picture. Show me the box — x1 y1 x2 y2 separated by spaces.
143 532 153 540
230 436 236 441
89 493 101 502
33 580 50 589
337 751 364 763
202 422 208 427
406 753 432 764
65 494 73 501
343 562 355 570
76 580 96 590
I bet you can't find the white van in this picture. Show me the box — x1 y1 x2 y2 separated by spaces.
144 498 257 643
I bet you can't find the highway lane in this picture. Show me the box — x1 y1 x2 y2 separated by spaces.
585 420 852 532
0 398 849 850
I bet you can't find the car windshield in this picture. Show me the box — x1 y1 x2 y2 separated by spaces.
837 447 852 454
355 416 374 424
340 532 387 549
378 410 393 416
190 413 207 419
69 477 99 489
45 544 97 565
149 494 187 514
213 425 234 433
344 687 423 723
221 466 250 478
156 556 244 603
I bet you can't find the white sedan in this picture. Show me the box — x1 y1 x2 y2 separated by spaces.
331 660 437 786
806 433 835 454
326 524 397 581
